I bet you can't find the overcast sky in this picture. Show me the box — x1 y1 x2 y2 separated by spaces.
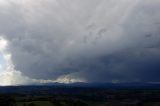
0 0 160 85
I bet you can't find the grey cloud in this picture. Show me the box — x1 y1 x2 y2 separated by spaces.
66 47 160 83
0 0 160 82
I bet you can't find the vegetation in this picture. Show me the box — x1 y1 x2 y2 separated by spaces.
0 86 160 106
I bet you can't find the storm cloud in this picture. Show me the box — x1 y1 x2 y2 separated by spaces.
0 0 160 84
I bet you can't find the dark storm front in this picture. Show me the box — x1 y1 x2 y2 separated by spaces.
0 84 160 106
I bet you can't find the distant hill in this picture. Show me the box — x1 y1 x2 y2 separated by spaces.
0 82 160 94
42 82 160 88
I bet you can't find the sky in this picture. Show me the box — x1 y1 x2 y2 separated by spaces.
0 0 160 85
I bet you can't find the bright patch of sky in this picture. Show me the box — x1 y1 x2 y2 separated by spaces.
0 53 5 66
0 54 3 65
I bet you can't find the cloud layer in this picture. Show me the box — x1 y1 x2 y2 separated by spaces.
0 0 160 84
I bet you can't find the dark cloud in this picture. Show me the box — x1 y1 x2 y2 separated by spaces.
0 0 160 83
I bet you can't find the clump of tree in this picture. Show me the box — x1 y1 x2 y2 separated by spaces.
28 102 36 106
0 96 15 106
23 103 27 106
